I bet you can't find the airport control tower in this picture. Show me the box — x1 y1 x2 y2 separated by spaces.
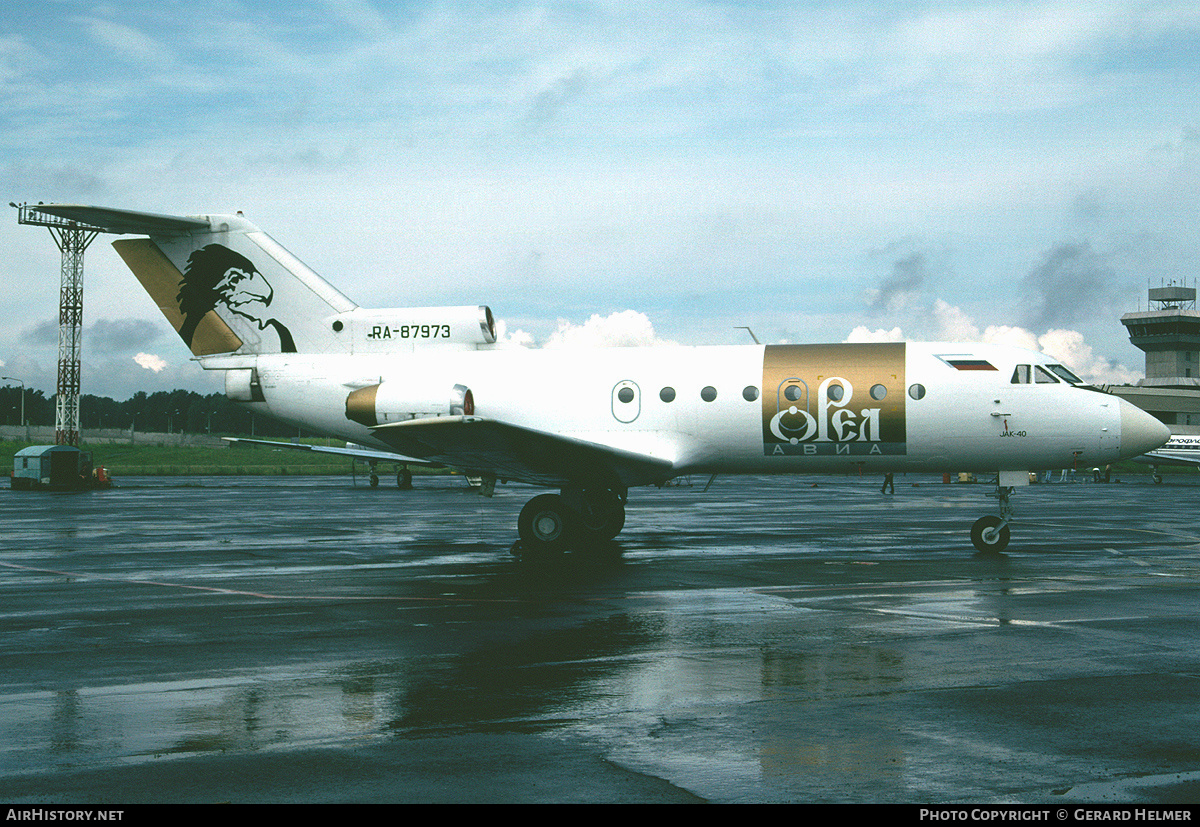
1113 284 1200 432
1120 285 1200 388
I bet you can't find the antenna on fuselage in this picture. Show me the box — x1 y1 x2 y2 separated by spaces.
735 326 761 344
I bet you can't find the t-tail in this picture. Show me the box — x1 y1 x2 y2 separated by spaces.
25 205 497 357
113 211 361 355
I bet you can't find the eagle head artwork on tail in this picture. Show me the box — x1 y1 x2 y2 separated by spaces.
177 244 297 353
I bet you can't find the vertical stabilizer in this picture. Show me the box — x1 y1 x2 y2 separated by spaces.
103 211 358 356
113 238 244 356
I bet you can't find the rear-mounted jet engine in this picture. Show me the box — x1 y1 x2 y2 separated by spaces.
345 382 474 427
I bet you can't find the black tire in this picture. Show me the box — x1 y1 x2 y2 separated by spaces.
971 515 1010 553
518 494 572 555
577 495 626 541
593 505 625 541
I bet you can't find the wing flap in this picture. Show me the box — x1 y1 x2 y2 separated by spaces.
370 416 675 488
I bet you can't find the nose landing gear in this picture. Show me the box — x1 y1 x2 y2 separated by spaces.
971 483 1014 553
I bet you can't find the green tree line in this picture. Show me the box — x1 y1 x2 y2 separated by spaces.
1 385 310 438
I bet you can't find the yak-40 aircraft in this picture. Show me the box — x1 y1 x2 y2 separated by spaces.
30 204 1170 555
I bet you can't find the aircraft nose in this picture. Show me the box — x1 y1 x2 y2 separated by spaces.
1118 397 1171 459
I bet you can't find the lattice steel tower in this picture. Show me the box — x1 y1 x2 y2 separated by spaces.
13 203 101 446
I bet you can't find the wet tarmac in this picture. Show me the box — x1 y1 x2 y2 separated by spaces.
3 472 1200 804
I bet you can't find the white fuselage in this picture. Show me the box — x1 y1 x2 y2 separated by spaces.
232 340 1150 480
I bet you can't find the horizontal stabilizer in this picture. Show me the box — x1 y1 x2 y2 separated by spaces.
371 416 674 488
28 204 210 235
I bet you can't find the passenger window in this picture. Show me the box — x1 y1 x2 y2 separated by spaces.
1011 365 1031 384
701 386 717 402
1034 366 1059 383
660 387 676 403
908 384 926 400
742 386 760 402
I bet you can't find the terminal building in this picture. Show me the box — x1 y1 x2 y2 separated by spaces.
1110 284 1200 435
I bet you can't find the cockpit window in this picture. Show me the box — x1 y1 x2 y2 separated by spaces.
1047 364 1083 384
1034 366 1060 384
1012 362 1081 385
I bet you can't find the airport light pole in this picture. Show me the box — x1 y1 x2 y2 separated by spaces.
2 376 25 434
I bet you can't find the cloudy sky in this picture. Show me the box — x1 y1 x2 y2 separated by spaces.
2 0 1199 401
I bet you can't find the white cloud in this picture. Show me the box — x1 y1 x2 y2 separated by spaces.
490 311 677 350
844 326 904 343
932 299 981 341
133 352 166 373
491 318 535 350
981 324 1041 352
316 0 392 39
79 17 175 68
1036 328 1141 385
542 310 676 349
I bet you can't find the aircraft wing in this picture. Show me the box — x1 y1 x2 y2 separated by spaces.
370 416 676 489
1133 446 1200 468
222 437 440 466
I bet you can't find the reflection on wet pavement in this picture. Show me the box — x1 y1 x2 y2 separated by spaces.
3 474 1200 802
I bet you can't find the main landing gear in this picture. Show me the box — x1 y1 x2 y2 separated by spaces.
363 461 414 489
513 487 627 559
970 483 1014 554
